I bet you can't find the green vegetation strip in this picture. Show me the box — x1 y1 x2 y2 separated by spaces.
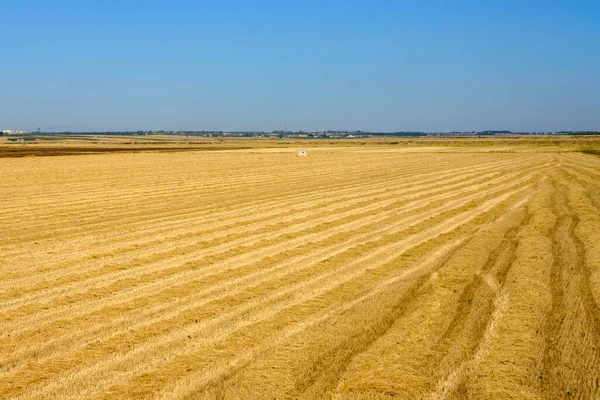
580 149 600 156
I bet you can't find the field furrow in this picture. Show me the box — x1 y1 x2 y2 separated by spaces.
2 175 534 398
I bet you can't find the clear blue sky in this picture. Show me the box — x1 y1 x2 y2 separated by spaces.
2 0 599 132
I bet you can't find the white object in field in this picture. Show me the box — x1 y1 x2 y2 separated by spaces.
297 149 308 156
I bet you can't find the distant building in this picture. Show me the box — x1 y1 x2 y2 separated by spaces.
1 130 29 135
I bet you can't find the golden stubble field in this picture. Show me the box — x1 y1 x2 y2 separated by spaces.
1 143 599 399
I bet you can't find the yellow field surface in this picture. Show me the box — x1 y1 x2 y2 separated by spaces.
1 146 600 399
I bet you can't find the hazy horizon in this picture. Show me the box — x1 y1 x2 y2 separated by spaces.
4 127 592 134
3 1 599 133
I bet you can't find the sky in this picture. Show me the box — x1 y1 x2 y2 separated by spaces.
1 0 599 132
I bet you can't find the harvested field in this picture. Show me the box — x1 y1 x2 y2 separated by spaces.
0 145 251 158
1 145 599 399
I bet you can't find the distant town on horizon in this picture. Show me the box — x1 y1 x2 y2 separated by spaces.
2 129 599 138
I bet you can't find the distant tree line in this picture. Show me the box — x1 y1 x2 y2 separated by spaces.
479 130 512 135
